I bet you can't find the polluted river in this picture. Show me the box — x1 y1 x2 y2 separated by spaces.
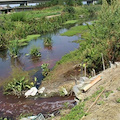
0 26 79 119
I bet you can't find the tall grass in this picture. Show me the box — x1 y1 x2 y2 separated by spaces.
11 12 26 22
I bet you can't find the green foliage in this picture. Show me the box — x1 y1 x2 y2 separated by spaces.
18 34 40 47
41 63 50 77
76 0 82 5
116 98 120 103
61 25 91 36
63 102 69 109
65 0 74 6
91 87 104 98
3 67 33 97
97 101 104 105
84 5 101 17
43 37 52 46
0 34 8 50
30 46 41 57
97 0 102 4
11 12 26 22
117 87 120 91
63 20 78 25
9 40 19 57
91 0 120 62
63 6 75 14
61 102 85 120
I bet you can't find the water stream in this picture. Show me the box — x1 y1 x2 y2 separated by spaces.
0 26 79 118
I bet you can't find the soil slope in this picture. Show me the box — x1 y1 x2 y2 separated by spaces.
82 65 120 120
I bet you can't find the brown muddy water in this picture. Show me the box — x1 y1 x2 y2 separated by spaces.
0 27 79 119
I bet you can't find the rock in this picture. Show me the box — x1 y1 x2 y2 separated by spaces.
25 87 38 98
38 87 45 94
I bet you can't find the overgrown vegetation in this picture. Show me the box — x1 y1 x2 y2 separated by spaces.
9 40 19 57
11 12 27 22
0 4 100 51
55 0 120 74
3 67 33 97
61 102 86 120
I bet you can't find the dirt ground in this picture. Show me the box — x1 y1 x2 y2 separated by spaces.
82 65 120 120
41 62 120 120
41 63 80 96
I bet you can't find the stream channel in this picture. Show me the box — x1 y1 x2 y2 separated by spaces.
0 26 80 119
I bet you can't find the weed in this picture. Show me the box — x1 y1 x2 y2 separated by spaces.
9 40 19 57
63 6 75 14
43 37 52 46
91 87 104 98
97 101 104 105
30 46 41 57
41 63 50 77
116 98 120 103
3 67 33 97
63 102 69 109
117 87 120 91
11 12 26 22
105 91 113 98
61 102 86 120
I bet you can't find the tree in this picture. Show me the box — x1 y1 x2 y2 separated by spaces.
76 0 82 5
91 0 120 62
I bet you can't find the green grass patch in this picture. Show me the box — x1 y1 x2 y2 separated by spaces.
10 34 40 47
61 25 91 36
63 20 78 25
61 102 86 120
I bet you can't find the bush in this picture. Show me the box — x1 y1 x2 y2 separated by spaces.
63 6 75 14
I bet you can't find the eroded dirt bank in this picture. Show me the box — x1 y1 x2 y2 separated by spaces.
82 65 120 120
43 63 120 120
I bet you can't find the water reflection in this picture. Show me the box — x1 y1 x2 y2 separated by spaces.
44 45 52 51
0 49 8 61
10 57 24 69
